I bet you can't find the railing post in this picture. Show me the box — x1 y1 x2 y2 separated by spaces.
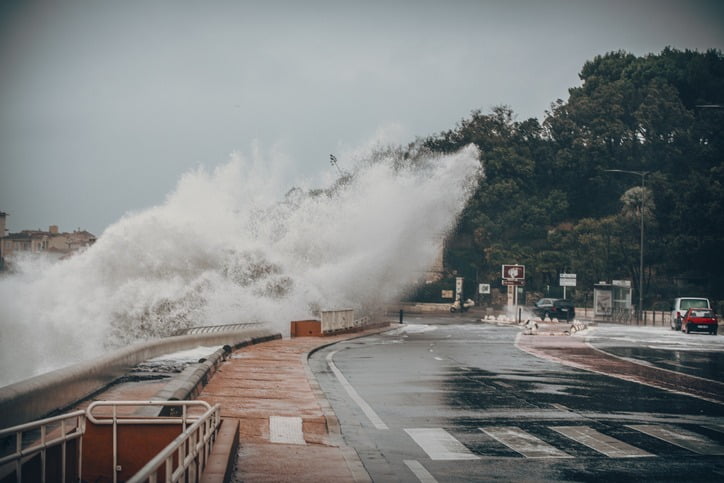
16 431 22 482
61 419 66 483
112 405 118 483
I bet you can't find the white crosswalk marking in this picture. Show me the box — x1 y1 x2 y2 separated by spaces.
481 426 572 458
628 424 724 455
404 460 439 483
405 428 479 460
552 426 653 458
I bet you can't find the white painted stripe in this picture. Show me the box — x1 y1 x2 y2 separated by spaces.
327 350 389 430
481 426 572 458
405 428 479 460
628 424 724 455
404 459 438 483
269 416 305 445
704 423 724 434
550 403 570 412
552 426 653 458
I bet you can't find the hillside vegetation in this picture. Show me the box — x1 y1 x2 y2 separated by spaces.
417 48 724 309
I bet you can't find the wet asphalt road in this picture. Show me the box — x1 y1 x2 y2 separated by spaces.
308 315 724 482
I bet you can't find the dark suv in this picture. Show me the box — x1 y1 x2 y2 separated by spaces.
533 298 575 321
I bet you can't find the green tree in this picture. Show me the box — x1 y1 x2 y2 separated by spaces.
413 48 724 306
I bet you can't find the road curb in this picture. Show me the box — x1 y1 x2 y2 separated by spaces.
302 324 393 483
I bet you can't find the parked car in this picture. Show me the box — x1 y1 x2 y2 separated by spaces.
681 307 718 335
670 297 711 330
533 298 575 321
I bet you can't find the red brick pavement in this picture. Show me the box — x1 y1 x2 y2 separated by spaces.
197 329 389 483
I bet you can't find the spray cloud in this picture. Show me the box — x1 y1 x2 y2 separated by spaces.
0 143 482 386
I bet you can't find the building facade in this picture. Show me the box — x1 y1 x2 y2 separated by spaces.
0 214 96 269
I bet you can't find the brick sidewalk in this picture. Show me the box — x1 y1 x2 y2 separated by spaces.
197 329 389 483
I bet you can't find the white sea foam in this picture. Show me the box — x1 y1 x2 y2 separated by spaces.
0 143 481 386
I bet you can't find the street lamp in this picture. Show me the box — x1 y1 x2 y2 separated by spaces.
605 169 650 323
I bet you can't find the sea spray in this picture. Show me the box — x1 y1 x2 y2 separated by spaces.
0 144 482 386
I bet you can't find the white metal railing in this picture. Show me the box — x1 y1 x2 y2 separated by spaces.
86 400 221 483
1 400 221 483
321 309 355 332
0 409 86 483
120 401 221 483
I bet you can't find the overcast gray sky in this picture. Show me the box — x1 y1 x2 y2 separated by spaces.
1 0 723 236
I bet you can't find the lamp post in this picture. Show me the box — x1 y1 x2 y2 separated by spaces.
605 169 649 323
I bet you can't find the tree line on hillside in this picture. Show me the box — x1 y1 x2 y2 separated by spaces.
409 48 724 310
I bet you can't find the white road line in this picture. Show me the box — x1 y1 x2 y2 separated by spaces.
628 424 724 455
326 350 389 430
269 416 306 445
550 403 570 412
552 426 653 458
404 460 439 483
704 423 724 434
405 428 479 460
481 426 572 458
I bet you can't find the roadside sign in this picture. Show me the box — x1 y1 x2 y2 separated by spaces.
502 279 524 286
441 290 454 299
479 283 491 294
501 264 525 280
560 273 576 287
455 277 463 300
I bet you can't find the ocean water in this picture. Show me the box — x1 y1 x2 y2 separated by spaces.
0 144 481 386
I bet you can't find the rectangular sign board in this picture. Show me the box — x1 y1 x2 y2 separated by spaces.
502 279 524 286
441 290 454 299
560 273 576 287
479 283 491 294
501 264 525 280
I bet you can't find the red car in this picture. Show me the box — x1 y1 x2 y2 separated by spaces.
681 307 718 335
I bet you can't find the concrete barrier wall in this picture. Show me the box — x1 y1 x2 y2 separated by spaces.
320 309 355 333
0 328 280 429
390 303 451 314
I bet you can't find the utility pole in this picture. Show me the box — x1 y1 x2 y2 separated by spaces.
604 169 649 323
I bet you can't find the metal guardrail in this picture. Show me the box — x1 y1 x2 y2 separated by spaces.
1 400 221 483
0 409 86 483
173 322 263 335
122 401 221 483
87 400 220 483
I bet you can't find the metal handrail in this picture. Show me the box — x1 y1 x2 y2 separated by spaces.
1 400 222 483
127 403 221 483
87 400 219 483
86 400 213 427
0 410 86 483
